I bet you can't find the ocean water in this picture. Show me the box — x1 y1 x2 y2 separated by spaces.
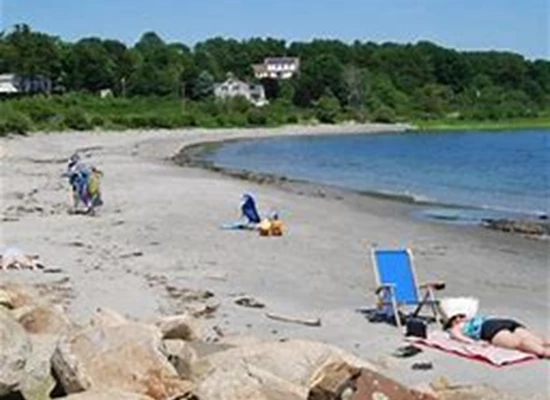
205 129 550 220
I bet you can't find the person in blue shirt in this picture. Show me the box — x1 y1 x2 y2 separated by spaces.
445 314 550 358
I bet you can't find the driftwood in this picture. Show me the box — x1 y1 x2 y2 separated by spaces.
265 312 321 327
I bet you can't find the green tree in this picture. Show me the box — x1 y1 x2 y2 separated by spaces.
192 70 215 100
3 24 63 80
64 38 116 92
314 93 341 123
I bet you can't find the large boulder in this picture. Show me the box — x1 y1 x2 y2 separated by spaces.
163 340 198 379
20 334 58 400
0 283 38 309
194 339 376 400
90 307 129 328
0 308 32 396
156 313 202 341
12 304 72 335
51 322 194 400
64 390 155 400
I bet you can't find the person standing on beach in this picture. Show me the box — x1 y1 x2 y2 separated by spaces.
64 153 103 214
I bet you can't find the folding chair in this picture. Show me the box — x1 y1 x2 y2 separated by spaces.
241 193 261 224
371 248 445 327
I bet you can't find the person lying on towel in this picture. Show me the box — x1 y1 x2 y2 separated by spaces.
445 313 550 358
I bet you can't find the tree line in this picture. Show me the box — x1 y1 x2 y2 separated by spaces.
0 23 549 133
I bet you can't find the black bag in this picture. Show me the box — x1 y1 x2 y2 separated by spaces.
405 318 427 338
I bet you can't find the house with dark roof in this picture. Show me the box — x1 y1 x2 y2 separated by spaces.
0 74 52 95
252 57 300 80
214 76 268 107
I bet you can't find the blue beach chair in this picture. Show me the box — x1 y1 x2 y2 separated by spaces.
371 248 446 327
221 193 262 230
241 193 261 224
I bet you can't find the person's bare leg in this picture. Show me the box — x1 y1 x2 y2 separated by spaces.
490 330 521 351
492 330 548 357
514 328 545 348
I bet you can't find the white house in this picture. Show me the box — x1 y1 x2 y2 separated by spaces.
253 57 300 80
0 74 20 94
0 73 52 95
214 77 268 107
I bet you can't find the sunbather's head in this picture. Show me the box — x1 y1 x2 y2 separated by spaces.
444 313 467 330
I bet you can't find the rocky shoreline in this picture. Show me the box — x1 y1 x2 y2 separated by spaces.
0 283 531 400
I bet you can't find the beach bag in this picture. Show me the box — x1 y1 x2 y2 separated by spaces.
405 318 427 339
259 219 271 236
270 220 284 236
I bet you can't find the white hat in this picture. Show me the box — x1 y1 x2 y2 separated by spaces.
440 297 479 320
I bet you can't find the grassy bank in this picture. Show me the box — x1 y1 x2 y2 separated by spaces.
0 94 311 136
415 117 550 131
1 94 549 136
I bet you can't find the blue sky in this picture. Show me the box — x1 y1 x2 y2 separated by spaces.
1 0 548 59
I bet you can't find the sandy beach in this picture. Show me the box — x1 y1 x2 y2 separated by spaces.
1 125 549 398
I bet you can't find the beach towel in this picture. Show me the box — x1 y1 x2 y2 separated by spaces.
408 331 537 367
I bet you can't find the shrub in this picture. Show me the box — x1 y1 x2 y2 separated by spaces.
314 95 341 124
225 113 248 127
372 106 396 123
178 113 197 127
64 108 93 130
247 108 268 126
286 114 299 124
91 115 105 127
0 112 33 135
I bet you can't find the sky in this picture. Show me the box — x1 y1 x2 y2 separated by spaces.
0 0 548 59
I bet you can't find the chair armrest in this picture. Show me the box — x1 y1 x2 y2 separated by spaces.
419 281 446 291
375 284 395 295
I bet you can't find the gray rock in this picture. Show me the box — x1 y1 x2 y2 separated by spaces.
51 322 194 400
0 308 32 396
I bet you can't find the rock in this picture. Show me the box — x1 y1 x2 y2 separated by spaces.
163 340 198 379
308 362 361 400
352 369 438 400
436 384 520 400
156 313 202 341
0 283 38 309
234 297 265 309
218 335 266 348
64 390 155 399
20 334 58 400
186 300 220 319
12 304 72 335
51 322 195 400
0 290 12 309
0 308 32 396
194 339 376 400
90 307 129 327
482 218 550 236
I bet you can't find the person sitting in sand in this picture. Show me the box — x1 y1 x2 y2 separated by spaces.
445 313 550 358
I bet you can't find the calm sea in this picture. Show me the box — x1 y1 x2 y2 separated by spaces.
205 129 550 221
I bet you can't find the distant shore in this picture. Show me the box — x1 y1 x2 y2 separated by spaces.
415 117 550 131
